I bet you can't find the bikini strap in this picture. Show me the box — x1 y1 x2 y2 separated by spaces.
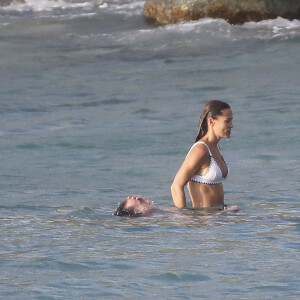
187 141 212 157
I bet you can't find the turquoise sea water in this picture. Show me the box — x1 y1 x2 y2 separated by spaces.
0 0 299 299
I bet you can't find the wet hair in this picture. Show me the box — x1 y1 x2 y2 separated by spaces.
195 100 231 142
113 200 142 217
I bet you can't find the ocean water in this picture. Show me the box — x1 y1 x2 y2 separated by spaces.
0 0 299 299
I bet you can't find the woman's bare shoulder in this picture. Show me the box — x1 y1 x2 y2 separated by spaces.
187 142 210 160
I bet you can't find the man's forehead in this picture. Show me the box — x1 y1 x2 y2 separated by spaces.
126 198 139 205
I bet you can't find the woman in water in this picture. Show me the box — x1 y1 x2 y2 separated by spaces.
171 100 238 211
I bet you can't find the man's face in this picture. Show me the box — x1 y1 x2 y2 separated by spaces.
125 197 155 215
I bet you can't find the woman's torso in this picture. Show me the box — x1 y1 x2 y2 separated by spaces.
186 141 228 208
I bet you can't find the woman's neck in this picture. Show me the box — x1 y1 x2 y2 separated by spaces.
201 131 220 146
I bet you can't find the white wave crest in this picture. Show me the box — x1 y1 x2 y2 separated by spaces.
98 0 145 16
244 17 300 30
239 17 300 39
2 0 94 12
140 16 300 42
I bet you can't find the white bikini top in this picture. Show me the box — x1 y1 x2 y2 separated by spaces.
187 141 229 185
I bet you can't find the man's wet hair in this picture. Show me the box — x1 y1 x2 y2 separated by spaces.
113 200 142 217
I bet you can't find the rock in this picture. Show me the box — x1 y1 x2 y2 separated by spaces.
143 0 300 25
0 0 26 6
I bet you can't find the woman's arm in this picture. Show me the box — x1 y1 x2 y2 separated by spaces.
171 144 209 208
171 172 188 208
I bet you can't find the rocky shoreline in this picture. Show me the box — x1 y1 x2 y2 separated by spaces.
1 0 25 6
143 0 300 25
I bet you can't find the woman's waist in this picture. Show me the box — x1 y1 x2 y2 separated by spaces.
188 182 224 208
188 181 224 193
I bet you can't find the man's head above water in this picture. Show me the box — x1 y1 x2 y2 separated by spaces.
114 196 156 217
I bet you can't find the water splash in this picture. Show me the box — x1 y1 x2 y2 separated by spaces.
1 0 94 12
